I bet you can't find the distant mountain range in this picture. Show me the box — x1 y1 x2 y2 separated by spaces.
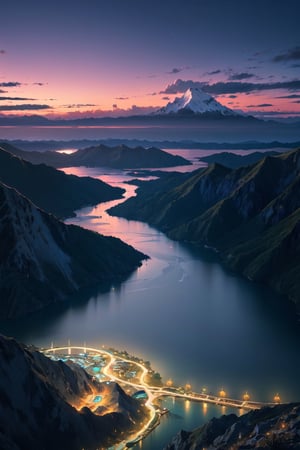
109 148 300 310
199 150 280 168
0 180 146 318
156 87 238 116
0 335 147 450
1 142 191 169
4 138 300 152
0 145 124 218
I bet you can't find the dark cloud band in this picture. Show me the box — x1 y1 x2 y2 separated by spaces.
228 72 255 81
161 78 300 95
0 97 35 101
0 104 51 111
0 82 22 87
273 46 300 62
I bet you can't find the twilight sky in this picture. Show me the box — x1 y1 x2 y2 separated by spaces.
1 0 300 118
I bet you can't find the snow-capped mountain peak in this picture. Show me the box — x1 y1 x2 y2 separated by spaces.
157 87 236 116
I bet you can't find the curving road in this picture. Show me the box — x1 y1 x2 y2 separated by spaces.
44 345 278 448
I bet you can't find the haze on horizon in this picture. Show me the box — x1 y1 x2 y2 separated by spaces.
1 0 300 120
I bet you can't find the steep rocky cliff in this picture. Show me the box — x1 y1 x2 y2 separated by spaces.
0 146 124 219
165 403 300 450
0 181 146 318
0 335 147 450
109 148 300 308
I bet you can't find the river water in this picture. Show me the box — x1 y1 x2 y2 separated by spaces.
1 150 299 449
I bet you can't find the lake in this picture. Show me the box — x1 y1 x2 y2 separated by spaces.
0 150 299 449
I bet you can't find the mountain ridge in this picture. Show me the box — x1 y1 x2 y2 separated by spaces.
0 334 148 450
164 403 300 450
0 142 191 169
0 181 146 318
109 148 300 309
156 87 238 116
0 145 124 218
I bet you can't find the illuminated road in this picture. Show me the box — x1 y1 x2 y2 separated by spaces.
44 345 279 449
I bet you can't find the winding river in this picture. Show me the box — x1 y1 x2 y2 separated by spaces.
1 153 300 449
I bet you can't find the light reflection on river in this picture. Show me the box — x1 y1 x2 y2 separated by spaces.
1 158 300 449
16 164 298 403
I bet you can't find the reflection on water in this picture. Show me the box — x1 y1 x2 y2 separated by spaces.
133 398 237 450
1 165 299 405
1 160 300 449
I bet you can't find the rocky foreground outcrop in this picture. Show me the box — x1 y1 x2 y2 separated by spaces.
0 181 146 318
0 335 147 450
110 148 300 309
165 403 300 450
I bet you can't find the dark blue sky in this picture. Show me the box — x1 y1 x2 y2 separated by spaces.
1 0 300 117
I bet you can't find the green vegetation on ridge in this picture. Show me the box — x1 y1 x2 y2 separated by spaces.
110 148 300 309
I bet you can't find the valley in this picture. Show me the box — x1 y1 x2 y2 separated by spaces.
0 144 299 450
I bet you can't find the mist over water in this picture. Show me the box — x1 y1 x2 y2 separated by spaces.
1 122 300 142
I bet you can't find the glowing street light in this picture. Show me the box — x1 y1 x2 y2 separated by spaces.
274 393 281 403
219 388 227 398
243 391 250 402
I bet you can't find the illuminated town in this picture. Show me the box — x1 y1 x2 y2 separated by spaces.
44 344 281 449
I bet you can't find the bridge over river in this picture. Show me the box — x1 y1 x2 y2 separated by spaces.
43 345 281 449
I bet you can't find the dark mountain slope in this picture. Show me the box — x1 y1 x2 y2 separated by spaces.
0 141 191 169
67 144 191 168
0 147 123 219
165 403 300 450
0 335 147 450
199 150 279 168
109 148 300 308
0 181 146 318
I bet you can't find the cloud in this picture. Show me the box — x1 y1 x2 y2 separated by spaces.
0 89 7 94
291 63 300 68
161 78 300 96
114 97 129 100
0 104 51 111
228 94 237 98
0 50 6 55
166 66 191 75
33 82 46 86
47 104 160 120
247 103 273 108
273 46 300 62
126 104 158 115
64 103 97 108
293 100 300 104
162 96 170 101
167 68 183 74
204 80 300 94
206 70 221 75
160 79 204 94
228 72 255 81
276 94 300 99
0 82 22 87
0 96 35 101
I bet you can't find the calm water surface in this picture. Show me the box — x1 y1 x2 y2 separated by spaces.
1 155 300 449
